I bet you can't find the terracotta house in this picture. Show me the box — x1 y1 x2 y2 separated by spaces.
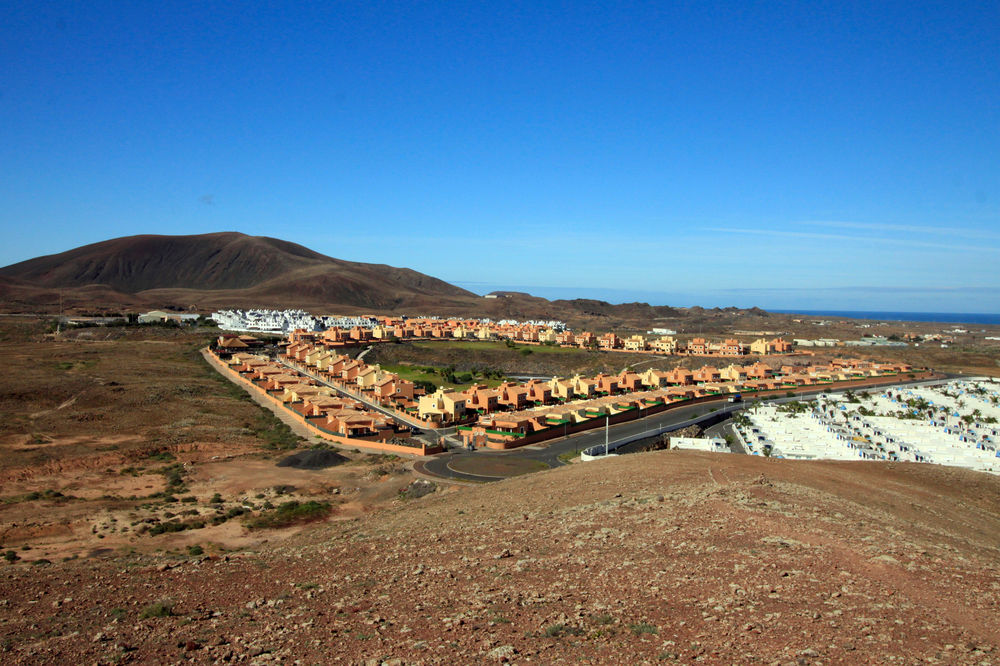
598 333 621 350
640 368 671 388
464 385 500 413
666 368 694 386
523 379 552 404
497 382 529 410
593 373 619 394
616 370 644 392
576 332 596 348
693 366 721 383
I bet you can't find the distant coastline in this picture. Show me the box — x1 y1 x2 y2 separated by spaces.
770 309 1000 326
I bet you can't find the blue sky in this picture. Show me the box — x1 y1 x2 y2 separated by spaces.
2 2 998 311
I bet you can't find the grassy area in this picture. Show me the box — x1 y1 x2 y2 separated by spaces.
411 340 590 355
380 363 506 392
557 449 583 464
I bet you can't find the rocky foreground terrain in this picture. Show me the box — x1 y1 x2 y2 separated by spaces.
3 450 1000 664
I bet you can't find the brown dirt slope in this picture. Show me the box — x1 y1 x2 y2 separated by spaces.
3 451 1000 664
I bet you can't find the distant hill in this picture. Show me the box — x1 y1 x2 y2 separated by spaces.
0 232 478 312
0 232 777 327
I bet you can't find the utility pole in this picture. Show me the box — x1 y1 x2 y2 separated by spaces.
56 290 63 337
604 415 609 457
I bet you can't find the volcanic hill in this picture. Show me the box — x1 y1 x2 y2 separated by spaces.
0 232 477 312
0 232 783 330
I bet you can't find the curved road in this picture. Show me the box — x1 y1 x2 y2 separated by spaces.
416 374 953 483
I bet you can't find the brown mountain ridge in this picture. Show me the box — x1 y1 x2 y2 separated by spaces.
0 232 778 330
0 232 477 312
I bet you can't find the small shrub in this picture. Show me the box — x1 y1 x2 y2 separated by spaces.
3 550 19 563
629 622 658 635
244 500 332 530
544 623 583 638
187 545 204 556
148 451 175 462
139 600 173 619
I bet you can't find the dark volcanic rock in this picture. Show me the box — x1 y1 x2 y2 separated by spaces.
276 450 348 470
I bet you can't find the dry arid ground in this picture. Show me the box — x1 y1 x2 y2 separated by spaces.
0 317 429 564
2 451 1000 664
3 314 1000 664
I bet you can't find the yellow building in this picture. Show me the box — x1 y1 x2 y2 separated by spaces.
418 388 467 422
623 335 648 351
538 328 558 344
650 336 678 353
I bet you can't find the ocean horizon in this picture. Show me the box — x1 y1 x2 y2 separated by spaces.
769 309 1000 326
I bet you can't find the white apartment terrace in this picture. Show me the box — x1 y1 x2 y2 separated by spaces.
732 379 1000 475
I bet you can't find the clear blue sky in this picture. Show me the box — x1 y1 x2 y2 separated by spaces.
2 2 998 312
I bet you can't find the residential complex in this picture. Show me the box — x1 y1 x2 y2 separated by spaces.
208 341 441 457
732 380 1000 475
213 309 801 357
266 334 914 451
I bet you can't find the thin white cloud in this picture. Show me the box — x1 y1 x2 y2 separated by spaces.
706 227 999 253
801 220 1000 241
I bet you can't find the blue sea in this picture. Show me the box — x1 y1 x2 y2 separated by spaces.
770 310 1000 326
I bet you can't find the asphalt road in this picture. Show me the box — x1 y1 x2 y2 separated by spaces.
416 374 954 483
417 399 735 482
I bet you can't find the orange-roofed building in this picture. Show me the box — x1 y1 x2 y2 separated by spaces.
693 366 721 383
555 330 575 346
598 333 621 350
666 368 694 385
464 385 500 413
719 339 745 356
616 370 644 391
687 338 709 355
497 382 530 411
524 379 553 404
593 373 619 394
